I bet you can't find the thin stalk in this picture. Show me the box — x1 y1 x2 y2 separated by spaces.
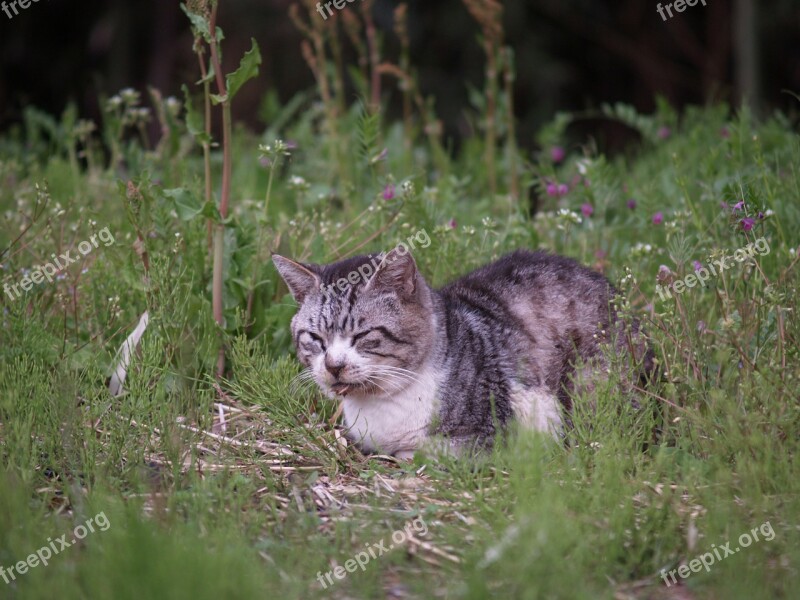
197 48 214 255
209 2 233 377
503 47 519 204
484 36 498 197
245 159 278 331
361 0 381 113
212 224 226 376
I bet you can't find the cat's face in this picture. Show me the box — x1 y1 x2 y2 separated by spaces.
273 249 435 400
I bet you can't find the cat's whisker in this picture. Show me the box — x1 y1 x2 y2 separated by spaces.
362 368 419 389
368 379 392 396
290 369 319 395
367 365 417 379
377 372 423 388
374 365 419 376
365 374 405 394
290 381 314 396
369 368 425 387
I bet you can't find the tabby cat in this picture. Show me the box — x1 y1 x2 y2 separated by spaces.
273 248 654 458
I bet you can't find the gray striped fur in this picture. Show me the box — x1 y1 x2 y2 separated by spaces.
273 249 654 456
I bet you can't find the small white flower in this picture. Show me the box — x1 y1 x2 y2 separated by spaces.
106 96 123 110
165 97 181 115
120 88 139 103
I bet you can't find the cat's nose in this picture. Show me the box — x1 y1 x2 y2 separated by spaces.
325 358 345 378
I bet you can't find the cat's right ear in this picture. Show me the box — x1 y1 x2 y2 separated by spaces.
364 247 418 298
272 255 321 304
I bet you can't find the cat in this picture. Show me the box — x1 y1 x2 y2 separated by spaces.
273 247 655 458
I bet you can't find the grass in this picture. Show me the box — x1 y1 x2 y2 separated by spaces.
1 8 800 598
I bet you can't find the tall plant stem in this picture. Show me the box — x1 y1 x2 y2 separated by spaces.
208 2 233 378
244 159 278 333
503 47 519 204
196 50 214 255
484 37 498 197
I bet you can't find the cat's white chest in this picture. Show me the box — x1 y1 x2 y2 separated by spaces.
342 364 438 456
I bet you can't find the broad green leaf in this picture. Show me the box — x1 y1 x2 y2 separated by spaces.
226 38 262 101
163 187 203 221
180 4 211 42
181 85 211 144
201 199 222 222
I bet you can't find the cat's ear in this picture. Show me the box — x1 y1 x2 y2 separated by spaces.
365 246 418 297
272 255 321 304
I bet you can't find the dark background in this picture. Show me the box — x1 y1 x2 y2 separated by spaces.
1 0 798 149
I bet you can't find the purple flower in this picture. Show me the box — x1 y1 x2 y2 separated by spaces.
657 265 672 285
732 200 745 211
448 218 457 229
626 198 637 210
382 184 395 201
657 126 671 140
757 211 765 220
693 260 703 272
557 184 569 197
740 217 756 232
652 212 664 225
550 146 566 163
546 183 559 197
581 203 594 217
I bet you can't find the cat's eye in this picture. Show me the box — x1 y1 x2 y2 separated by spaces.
301 340 323 353
299 331 326 353
352 330 382 351
358 338 381 350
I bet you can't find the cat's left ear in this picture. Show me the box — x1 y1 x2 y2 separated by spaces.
365 246 418 297
272 255 321 304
